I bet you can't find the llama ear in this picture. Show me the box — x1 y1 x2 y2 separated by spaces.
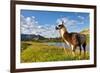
62 21 64 25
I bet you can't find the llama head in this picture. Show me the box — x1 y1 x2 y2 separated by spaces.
55 21 65 30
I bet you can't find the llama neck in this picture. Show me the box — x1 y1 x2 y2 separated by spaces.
59 28 71 46
59 28 68 38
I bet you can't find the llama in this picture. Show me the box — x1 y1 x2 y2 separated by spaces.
55 21 87 56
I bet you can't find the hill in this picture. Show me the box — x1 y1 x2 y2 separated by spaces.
80 29 90 43
21 34 61 42
80 29 89 35
21 34 45 41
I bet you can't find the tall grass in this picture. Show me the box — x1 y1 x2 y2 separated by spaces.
21 41 89 63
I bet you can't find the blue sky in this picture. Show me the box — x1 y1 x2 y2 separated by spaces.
21 9 90 38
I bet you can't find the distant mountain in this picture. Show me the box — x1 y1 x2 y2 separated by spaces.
21 34 45 41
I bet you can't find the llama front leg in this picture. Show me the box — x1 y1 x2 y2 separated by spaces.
71 45 76 57
62 42 67 54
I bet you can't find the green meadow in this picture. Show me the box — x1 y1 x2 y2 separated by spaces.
21 41 89 63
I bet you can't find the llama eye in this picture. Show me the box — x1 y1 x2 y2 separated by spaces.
59 25 61 27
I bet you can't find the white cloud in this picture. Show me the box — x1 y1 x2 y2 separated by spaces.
56 17 68 24
56 16 85 26
78 16 85 20
21 15 85 38
21 15 39 35
56 17 77 26
21 15 59 38
56 17 85 32
77 15 85 24
56 17 78 29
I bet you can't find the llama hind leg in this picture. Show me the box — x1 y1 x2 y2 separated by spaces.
82 42 86 57
79 45 82 55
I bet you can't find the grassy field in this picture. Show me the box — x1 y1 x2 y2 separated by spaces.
21 41 89 63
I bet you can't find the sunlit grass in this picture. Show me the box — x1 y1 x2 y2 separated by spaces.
21 41 89 63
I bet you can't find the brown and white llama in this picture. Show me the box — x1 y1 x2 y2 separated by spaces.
55 21 87 56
